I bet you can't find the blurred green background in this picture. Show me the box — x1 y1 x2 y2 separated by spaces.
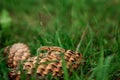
0 0 120 80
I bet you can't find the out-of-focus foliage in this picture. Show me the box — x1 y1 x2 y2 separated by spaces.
0 0 42 12
0 9 12 29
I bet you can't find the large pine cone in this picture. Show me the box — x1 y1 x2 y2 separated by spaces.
4 43 31 68
9 46 82 80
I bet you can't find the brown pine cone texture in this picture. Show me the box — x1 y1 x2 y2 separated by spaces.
4 43 31 68
4 44 82 80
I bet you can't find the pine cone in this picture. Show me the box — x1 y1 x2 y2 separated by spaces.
9 46 82 80
4 43 31 68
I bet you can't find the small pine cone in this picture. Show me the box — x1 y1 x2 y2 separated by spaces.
9 47 82 80
4 43 31 68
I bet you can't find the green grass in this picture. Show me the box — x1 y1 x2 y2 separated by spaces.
0 0 120 80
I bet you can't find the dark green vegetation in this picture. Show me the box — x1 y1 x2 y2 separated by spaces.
0 0 120 80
